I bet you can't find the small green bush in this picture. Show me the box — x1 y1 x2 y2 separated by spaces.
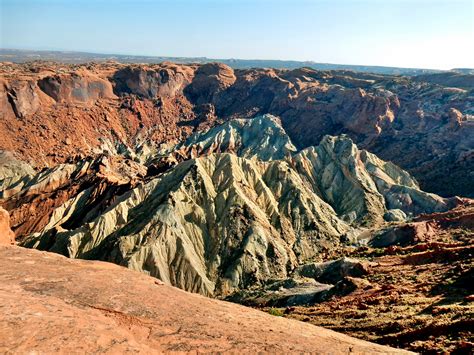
268 308 284 317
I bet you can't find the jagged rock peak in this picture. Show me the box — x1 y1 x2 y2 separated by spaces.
23 152 348 296
176 114 297 161
292 135 459 225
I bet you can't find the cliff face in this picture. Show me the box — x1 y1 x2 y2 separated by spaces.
11 116 458 297
1 61 472 197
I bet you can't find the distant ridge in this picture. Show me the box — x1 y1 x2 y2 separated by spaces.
0 48 456 76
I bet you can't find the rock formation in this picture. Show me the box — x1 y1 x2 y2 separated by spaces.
0 245 410 353
0 151 35 198
21 152 348 296
174 114 297 161
371 200 474 247
1 61 472 197
9 116 459 297
0 59 472 353
292 135 458 225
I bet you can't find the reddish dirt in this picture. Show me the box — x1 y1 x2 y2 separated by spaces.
276 204 474 354
0 246 410 354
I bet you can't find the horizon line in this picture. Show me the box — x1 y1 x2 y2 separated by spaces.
3 47 471 72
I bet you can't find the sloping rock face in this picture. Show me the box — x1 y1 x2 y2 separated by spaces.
2 79 42 118
0 151 35 198
112 64 194 99
1 154 146 238
143 114 297 173
0 245 410 354
38 70 116 103
0 63 198 167
12 117 458 297
22 153 348 296
0 61 472 197
184 63 236 104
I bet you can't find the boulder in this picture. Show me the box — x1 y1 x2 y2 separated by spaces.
384 209 407 222
370 221 438 247
295 257 370 284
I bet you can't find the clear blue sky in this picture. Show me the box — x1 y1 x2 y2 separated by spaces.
1 0 473 69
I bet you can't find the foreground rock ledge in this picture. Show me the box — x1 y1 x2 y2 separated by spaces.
0 246 410 354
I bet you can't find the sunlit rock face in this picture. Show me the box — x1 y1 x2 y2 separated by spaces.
292 135 456 226
22 152 348 296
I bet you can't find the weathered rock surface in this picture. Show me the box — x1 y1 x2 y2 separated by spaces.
175 114 297 161
112 64 194 99
371 200 474 247
0 245 410 354
38 70 116 103
1 60 471 353
0 208 14 245
282 203 474 354
184 62 236 104
22 152 348 296
371 222 439 248
292 135 458 226
230 257 374 307
0 63 198 167
14 119 458 297
384 209 407 222
0 151 35 198
1 61 472 197
1 154 145 238
295 257 371 284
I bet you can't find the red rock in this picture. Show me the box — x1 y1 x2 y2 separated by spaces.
464 295 474 302
0 245 410 354
0 207 15 245
0 61 472 197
